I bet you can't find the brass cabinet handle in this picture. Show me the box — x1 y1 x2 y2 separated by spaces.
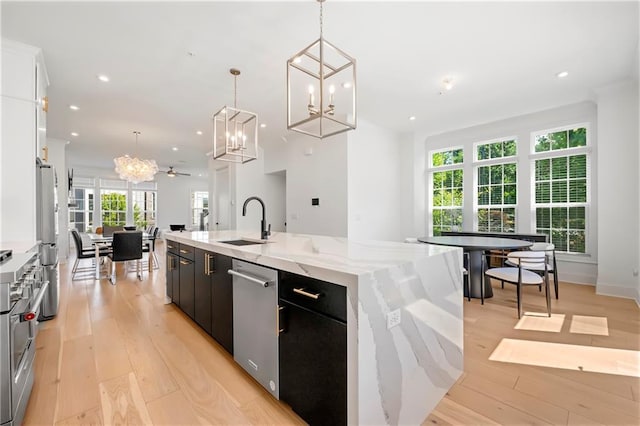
179 260 191 265
207 253 215 275
204 253 214 275
168 256 173 271
179 249 189 254
42 96 48 112
167 244 174 249
293 288 321 300
277 305 285 335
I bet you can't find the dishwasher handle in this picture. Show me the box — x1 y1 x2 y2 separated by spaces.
228 269 270 288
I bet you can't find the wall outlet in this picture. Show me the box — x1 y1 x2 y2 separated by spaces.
387 308 401 329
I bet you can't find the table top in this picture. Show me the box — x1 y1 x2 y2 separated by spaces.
418 235 533 251
87 232 151 243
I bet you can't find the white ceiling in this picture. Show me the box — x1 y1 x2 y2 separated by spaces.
2 1 638 175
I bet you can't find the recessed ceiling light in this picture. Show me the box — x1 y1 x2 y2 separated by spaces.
442 78 454 91
71 132 79 137
409 116 416 121
97 74 110 82
196 130 203 135
69 105 79 111
341 82 352 89
556 71 569 78
172 147 178 151
260 123 267 128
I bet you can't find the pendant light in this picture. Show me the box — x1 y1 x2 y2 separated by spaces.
212 68 258 163
113 131 158 184
287 0 356 139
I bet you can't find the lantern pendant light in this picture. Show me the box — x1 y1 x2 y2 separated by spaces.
287 0 356 139
212 68 258 163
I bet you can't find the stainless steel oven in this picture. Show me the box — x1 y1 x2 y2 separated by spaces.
1 252 48 426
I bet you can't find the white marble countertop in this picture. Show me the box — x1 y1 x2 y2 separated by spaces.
164 230 458 287
0 240 40 253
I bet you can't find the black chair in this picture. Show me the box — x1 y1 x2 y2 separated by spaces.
71 229 110 280
142 226 160 269
107 231 143 284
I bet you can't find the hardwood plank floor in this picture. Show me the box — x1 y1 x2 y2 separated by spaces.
23 241 639 425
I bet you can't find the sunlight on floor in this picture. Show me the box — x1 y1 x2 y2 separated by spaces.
569 315 609 336
514 313 565 332
489 338 640 378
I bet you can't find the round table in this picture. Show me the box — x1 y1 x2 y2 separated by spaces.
417 236 533 298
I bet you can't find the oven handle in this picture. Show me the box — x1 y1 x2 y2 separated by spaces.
19 281 49 322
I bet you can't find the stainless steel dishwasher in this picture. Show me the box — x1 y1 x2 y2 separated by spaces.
229 259 279 399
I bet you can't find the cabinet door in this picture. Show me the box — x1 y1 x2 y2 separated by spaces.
211 253 233 354
179 258 195 318
166 253 177 299
279 301 347 426
194 248 212 335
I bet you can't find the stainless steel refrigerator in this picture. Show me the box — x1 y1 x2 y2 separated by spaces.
36 158 59 320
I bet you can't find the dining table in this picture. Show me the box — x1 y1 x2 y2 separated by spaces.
418 235 533 298
87 231 153 279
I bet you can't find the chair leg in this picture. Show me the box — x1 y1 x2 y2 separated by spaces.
553 269 559 299
516 283 522 319
152 252 159 270
72 258 79 273
480 256 485 305
137 260 142 281
545 274 551 317
109 260 116 285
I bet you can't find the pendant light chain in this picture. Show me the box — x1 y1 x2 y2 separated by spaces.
319 0 324 39
133 130 140 156
234 73 238 109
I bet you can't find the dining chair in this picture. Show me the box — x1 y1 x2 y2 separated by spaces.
531 242 558 299
142 226 160 269
485 253 551 318
506 242 558 299
70 229 110 280
106 231 143 284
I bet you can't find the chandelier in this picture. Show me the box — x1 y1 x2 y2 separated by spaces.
287 0 356 139
113 131 158 184
212 68 258 164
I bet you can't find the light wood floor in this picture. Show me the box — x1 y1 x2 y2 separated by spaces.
23 241 639 425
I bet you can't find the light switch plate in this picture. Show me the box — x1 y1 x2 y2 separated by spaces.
387 308 401 329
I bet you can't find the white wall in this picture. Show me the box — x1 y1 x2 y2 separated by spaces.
263 133 348 237
422 101 599 285
228 147 287 235
47 138 68 261
155 173 208 230
594 79 640 302
347 119 403 241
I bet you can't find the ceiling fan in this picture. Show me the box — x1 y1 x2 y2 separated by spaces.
161 166 191 177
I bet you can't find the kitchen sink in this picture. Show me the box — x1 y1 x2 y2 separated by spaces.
219 239 266 246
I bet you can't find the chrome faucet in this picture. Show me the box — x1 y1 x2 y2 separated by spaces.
242 196 271 240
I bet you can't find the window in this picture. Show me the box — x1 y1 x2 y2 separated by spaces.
431 148 463 236
132 182 157 229
476 139 517 232
68 177 95 232
191 191 209 228
100 180 128 226
533 127 588 253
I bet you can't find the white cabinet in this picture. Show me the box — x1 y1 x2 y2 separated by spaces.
0 39 49 243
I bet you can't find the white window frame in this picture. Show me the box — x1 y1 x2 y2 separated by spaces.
68 177 95 233
191 191 209 228
473 137 518 233
530 123 591 255
131 183 157 229
428 146 464 236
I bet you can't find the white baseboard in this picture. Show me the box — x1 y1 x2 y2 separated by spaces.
559 273 596 285
596 283 640 306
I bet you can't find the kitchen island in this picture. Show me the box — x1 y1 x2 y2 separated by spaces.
165 230 463 425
